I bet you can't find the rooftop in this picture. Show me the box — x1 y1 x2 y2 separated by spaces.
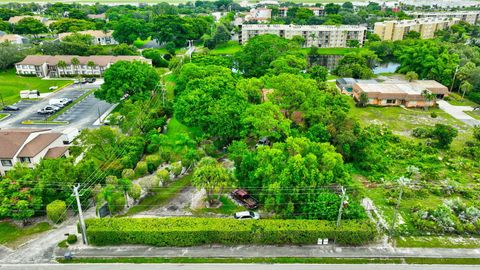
0 129 49 159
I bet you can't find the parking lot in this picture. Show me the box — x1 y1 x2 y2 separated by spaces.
0 80 114 131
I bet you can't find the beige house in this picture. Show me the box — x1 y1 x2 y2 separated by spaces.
352 80 449 108
374 17 460 41
0 129 69 175
0 34 28 44
8 15 55 26
58 30 118 45
15 55 152 78
238 24 367 47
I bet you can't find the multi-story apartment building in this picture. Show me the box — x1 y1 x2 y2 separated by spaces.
58 30 118 45
245 8 272 22
374 17 460 41
407 11 480 25
238 24 367 47
15 55 152 78
278 6 325 17
0 129 68 176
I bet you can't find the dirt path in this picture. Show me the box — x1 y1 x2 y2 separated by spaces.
133 185 198 217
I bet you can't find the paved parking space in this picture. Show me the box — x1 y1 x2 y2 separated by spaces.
56 93 111 123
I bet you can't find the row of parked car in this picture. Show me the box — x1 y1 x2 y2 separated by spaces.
37 98 73 115
73 78 96 84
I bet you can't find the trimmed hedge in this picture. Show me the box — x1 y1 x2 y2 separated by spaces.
85 218 376 246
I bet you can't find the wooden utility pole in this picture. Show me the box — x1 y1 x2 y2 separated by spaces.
333 186 347 251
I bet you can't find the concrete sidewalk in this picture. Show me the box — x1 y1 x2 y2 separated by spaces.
54 245 480 259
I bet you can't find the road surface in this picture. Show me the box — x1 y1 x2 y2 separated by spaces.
1 264 479 270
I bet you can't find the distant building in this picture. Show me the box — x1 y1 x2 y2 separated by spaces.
7 15 55 26
374 17 460 41
87 13 107 20
238 24 366 47
0 129 68 175
15 55 152 78
278 6 325 17
0 34 28 44
58 30 118 46
245 8 272 22
407 11 480 25
351 80 449 108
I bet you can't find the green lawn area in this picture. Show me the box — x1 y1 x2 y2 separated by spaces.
0 69 72 105
133 37 152 48
0 113 7 120
193 196 245 216
123 174 191 216
465 110 480 120
396 236 480 248
0 221 52 247
447 92 479 107
209 41 242 55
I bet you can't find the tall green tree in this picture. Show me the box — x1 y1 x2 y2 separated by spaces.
192 157 235 205
14 17 47 38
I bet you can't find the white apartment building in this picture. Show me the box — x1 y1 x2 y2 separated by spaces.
0 129 68 176
407 11 480 25
244 8 272 22
278 7 325 17
374 17 460 41
15 55 152 78
238 24 367 48
58 30 118 45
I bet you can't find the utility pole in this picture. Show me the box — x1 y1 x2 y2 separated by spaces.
332 186 347 251
0 93 4 107
449 65 459 93
390 177 410 247
73 184 88 245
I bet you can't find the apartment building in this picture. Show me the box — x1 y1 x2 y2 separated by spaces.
407 11 480 25
0 129 68 176
374 17 460 41
15 55 152 78
245 8 272 22
58 30 118 45
278 6 325 17
238 24 367 47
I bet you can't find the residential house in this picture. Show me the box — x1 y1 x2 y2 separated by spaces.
0 129 69 175
7 15 55 27
15 55 152 78
238 24 367 47
87 13 107 20
0 34 28 44
58 30 118 46
351 80 449 108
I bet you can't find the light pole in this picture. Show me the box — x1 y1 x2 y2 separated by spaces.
332 186 347 251
390 176 411 247
449 65 459 93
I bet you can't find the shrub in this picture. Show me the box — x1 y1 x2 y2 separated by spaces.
430 112 437 118
156 169 170 184
122 169 135 180
171 162 183 177
135 161 148 176
412 127 432 138
105 175 118 185
46 200 66 224
85 217 376 247
128 183 142 202
67 234 78 244
146 154 162 173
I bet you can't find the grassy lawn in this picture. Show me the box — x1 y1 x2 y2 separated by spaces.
209 41 242 55
133 37 152 48
446 92 479 107
0 69 72 105
396 236 480 248
193 196 245 216
123 174 191 216
0 221 52 247
0 113 7 120
465 110 480 120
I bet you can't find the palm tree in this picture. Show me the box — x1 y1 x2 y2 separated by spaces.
460 81 473 99
57 60 67 78
421 89 436 111
71 57 80 76
87 61 96 76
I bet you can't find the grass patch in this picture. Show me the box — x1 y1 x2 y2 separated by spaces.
446 92 479 107
22 120 68 125
58 239 69 248
58 257 402 264
47 88 95 121
0 221 52 247
405 258 480 265
465 110 480 120
0 113 7 120
209 41 242 55
396 236 480 249
0 69 71 105
133 37 152 48
193 196 245 216
123 175 192 216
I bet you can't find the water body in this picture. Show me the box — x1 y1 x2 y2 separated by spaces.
372 62 401 74
310 54 400 75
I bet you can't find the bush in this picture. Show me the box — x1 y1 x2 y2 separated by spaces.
67 234 78 244
46 200 66 224
171 162 183 177
156 169 170 184
85 218 376 247
412 127 432 138
122 169 135 180
146 154 162 173
430 112 437 118
135 161 148 176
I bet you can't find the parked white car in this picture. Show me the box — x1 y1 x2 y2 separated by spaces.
234 211 260 220
49 86 58 90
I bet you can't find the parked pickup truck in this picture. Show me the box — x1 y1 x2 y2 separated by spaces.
231 189 258 209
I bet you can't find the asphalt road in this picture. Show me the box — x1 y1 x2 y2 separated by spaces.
1 264 479 270
0 79 112 131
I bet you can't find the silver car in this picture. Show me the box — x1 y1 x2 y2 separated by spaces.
234 211 260 220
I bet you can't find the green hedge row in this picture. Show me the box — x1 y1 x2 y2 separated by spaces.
85 217 377 246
